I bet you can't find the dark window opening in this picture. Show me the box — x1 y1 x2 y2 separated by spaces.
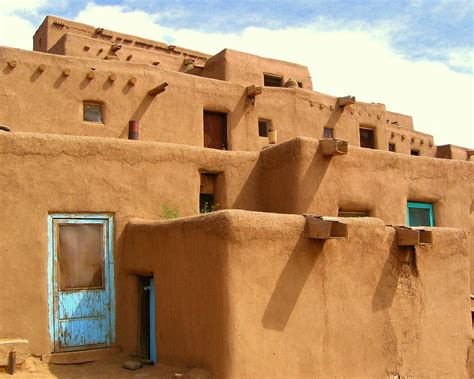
83 102 103 123
411 149 420 156
200 173 218 213
297 81 303 88
338 210 369 217
258 119 271 137
263 74 283 87
359 128 375 149
389 143 396 152
323 127 334 139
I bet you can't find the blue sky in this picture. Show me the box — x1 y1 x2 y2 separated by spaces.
0 0 473 146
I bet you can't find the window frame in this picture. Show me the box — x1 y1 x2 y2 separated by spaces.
406 201 434 227
323 127 334 139
258 119 271 137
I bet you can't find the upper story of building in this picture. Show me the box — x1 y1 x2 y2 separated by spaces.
0 15 470 160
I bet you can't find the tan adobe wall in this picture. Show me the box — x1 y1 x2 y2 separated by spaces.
385 111 414 129
258 137 474 290
123 211 471 378
436 144 470 160
199 48 313 89
33 16 209 63
48 33 192 72
0 132 260 355
0 47 438 156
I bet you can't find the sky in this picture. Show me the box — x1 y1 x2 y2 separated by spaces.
0 0 473 147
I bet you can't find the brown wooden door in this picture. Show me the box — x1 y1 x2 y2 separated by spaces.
203 111 228 150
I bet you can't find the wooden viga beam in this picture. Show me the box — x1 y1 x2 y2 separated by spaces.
336 95 355 107
148 82 168 96
306 216 348 240
394 226 433 246
246 85 263 97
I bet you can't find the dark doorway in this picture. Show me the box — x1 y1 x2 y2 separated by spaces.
204 111 228 150
138 276 156 363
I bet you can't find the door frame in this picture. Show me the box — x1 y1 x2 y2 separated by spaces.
47 213 115 352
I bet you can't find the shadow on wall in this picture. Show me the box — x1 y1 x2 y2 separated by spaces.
296 145 331 213
262 234 324 331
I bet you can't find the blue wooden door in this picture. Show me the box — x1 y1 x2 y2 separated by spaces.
48 214 115 352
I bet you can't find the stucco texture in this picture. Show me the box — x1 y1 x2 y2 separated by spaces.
124 210 471 378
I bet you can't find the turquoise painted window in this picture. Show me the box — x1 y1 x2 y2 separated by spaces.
407 202 434 227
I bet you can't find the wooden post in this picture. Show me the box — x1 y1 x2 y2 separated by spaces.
336 96 355 108
148 82 168 96
246 85 263 97
8 351 16 375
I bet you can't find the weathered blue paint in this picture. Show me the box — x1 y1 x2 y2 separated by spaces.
59 317 108 349
407 201 434 226
48 214 115 352
58 290 106 319
149 277 157 363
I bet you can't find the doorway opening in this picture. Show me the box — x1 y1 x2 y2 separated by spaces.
138 276 156 363
203 111 228 150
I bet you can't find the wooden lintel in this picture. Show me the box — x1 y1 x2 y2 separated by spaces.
148 82 168 96
306 216 348 240
320 138 348 156
246 85 263 97
336 95 355 107
395 226 419 246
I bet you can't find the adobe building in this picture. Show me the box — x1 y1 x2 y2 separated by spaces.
0 15 473 377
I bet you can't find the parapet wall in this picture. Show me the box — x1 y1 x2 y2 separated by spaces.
123 210 471 378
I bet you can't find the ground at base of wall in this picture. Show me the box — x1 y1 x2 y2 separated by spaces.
1 354 209 378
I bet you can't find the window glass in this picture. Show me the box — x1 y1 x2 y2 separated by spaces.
263 74 283 87
258 119 270 137
411 149 420 156
388 143 396 152
58 224 104 289
83 103 103 123
324 127 334 139
359 128 375 149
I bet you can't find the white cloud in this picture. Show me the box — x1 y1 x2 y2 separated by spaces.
2 2 473 147
0 0 53 50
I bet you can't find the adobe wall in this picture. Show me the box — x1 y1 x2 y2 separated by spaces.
199 48 313 89
48 33 191 73
0 47 437 156
0 132 260 355
258 137 474 289
123 210 471 378
33 16 209 63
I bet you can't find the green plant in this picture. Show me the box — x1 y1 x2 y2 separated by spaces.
161 204 179 219
200 202 219 214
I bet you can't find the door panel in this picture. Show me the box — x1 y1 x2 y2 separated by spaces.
48 214 115 352
203 111 228 150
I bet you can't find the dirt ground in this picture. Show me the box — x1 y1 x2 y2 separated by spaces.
0 354 207 378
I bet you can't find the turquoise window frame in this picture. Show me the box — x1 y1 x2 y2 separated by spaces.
406 202 434 227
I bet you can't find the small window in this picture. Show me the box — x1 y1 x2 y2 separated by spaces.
297 81 303 88
388 143 396 152
83 102 103 123
411 149 420 156
263 74 283 87
200 173 218 213
323 127 334 139
407 202 434 226
359 127 375 149
338 210 369 217
258 119 271 137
